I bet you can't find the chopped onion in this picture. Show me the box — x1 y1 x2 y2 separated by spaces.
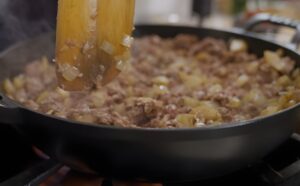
121 35 134 48
82 41 94 54
277 75 291 87
36 91 49 104
99 65 105 73
147 85 169 97
244 89 267 106
3 79 16 94
74 114 96 123
100 41 115 55
91 91 106 107
176 114 195 128
236 74 249 87
179 72 206 89
116 60 126 71
230 39 248 52
58 64 81 81
46 110 54 115
195 122 206 127
208 84 223 94
190 101 222 122
264 51 285 72
261 105 281 116
182 96 201 107
56 87 70 98
13 75 25 89
152 76 170 86
227 97 241 108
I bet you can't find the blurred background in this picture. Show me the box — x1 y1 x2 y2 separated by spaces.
0 0 299 51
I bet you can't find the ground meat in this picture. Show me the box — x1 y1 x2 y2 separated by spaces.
3 35 300 128
125 97 163 126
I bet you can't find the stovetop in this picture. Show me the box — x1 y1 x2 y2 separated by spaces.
1 125 300 186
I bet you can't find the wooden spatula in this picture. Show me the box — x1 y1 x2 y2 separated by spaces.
56 0 135 91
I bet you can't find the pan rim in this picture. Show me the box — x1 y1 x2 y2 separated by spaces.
1 24 299 132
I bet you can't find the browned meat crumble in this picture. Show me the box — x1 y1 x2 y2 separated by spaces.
3 35 300 128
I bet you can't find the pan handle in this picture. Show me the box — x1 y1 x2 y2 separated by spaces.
0 93 21 125
244 13 300 48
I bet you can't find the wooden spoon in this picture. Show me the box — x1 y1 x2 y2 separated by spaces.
56 0 135 91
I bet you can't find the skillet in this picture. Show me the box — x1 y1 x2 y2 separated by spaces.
0 14 300 182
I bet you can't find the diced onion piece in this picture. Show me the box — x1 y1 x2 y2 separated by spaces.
243 89 267 106
100 41 115 55
121 35 134 48
195 122 206 127
261 105 281 116
191 101 222 122
278 91 295 108
152 76 170 86
230 39 248 52
287 99 297 107
236 74 249 87
264 51 285 72
58 64 81 82
46 110 54 115
91 91 106 107
182 97 201 107
36 91 49 104
179 72 206 89
116 60 127 72
227 97 241 108
277 75 291 87
176 114 195 128
41 57 50 70
208 84 222 94
147 85 169 97
13 75 25 89
56 87 70 98
3 79 16 94
82 41 94 54
196 52 210 61
75 114 96 123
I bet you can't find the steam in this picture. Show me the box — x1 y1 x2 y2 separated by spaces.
0 0 57 50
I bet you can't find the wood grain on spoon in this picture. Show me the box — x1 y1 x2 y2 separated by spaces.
56 0 135 91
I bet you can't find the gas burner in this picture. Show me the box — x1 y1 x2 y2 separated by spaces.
1 133 300 186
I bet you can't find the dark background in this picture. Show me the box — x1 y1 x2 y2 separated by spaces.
0 0 57 51
0 0 208 51
0 0 57 178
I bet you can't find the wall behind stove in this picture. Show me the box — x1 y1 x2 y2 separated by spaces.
0 0 57 51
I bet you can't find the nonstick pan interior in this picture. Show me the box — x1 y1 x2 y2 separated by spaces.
0 25 299 182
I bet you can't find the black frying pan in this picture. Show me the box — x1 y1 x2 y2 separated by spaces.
0 14 300 182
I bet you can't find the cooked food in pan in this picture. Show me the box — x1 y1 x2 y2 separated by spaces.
3 35 300 128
